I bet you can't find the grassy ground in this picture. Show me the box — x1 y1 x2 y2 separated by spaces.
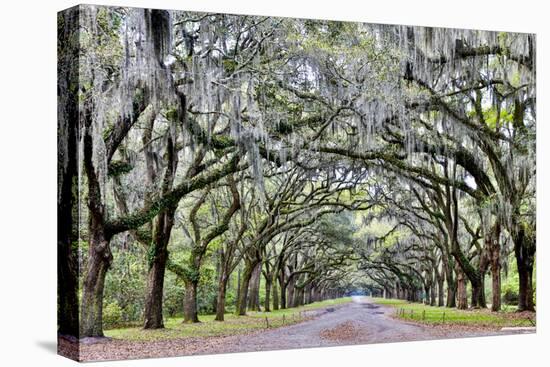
371 297 535 328
105 297 352 341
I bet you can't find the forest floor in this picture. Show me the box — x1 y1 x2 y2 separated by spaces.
61 297 535 362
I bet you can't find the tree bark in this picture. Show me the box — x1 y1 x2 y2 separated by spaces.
236 267 241 306
446 275 457 308
264 275 272 312
437 275 444 306
279 271 287 309
430 271 437 306
143 253 168 328
183 280 200 323
304 284 312 305
456 265 468 309
490 262 501 312
211 254 222 315
486 224 501 311
514 225 536 311
247 263 262 311
80 102 113 337
517 257 534 311
57 7 81 337
424 284 431 305
293 286 303 307
80 230 112 337
143 209 175 329
236 260 256 315
272 278 279 310
215 274 228 321
287 278 295 306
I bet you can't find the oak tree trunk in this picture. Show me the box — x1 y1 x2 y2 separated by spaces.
143 256 168 328
272 279 279 310
236 260 256 315
57 124 80 336
287 278 295 306
215 274 228 321
279 272 287 309
80 233 112 337
143 209 175 329
264 276 272 312
57 9 81 335
247 263 261 311
446 278 457 308
143 239 169 328
456 266 468 309
491 262 501 312
514 226 536 311
183 280 200 323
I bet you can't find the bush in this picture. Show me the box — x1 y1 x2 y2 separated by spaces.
103 302 123 329
164 273 185 317
502 288 519 305
501 253 520 306
197 267 217 314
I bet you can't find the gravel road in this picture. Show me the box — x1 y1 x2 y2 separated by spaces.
69 296 533 361
226 296 512 351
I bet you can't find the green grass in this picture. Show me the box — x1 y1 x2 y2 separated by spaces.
105 297 352 341
371 297 535 328
248 297 352 318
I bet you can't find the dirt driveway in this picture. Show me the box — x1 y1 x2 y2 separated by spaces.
68 297 533 361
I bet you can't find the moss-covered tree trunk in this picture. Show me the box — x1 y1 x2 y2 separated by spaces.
80 95 113 338
517 255 535 311
430 282 437 306
456 265 468 309
80 228 112 337
279 271 287 309
452 244 486 308
264 274 272 312
490 264 501 312
286 278 295 306
424 283 431 305
304 283 312 305
513 225 536 312
247 263 262 311
235 259 257 315
271 279 279 311
215 273 229 321
486 224 502 311
140 8 178 329
292 286 302 307
437 274 444 307
183 280 200 323
445 267 457 308
142 140 178 328
143 253 167 328
143 209 175 328
57 6 81 338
